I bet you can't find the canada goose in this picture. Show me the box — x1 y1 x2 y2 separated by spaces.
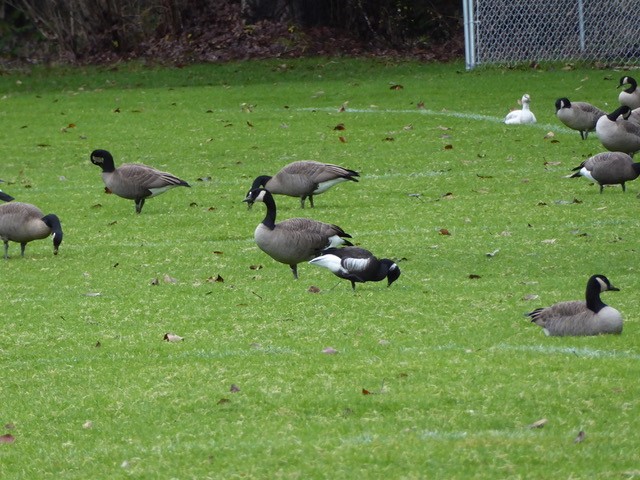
618 76 640 110
504 94 536 124
568 152 640 192
555 98 605 140
248 160 359 208
595 106 640 156
0 202 63 259
308 246 401 290
243 188 352 279
0 191 14 202
90 149 190 213
525 274 622 336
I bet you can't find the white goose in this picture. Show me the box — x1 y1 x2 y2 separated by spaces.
504 94 536 125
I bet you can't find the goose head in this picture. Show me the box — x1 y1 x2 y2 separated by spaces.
385 261 401 286
520 94 531 105
555 97 570 112
592 274 619 293
42 213 63 255
243 188 269 208
618 76 637 92
90 149 115 172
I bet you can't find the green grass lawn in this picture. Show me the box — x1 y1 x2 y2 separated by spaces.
1 58 639 479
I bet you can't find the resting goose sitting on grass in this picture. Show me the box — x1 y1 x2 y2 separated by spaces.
526 274 622 337
504 94 536 125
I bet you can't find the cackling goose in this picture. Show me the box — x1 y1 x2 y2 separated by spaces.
90 149 190 213
0 201 63 259
555 98 605 140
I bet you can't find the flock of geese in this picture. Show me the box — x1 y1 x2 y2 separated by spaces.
3 74 638 336
0 149 400 292
501 75 640 337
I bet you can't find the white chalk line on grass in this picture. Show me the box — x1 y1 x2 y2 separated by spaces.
296 106 568 133
493 343 640 360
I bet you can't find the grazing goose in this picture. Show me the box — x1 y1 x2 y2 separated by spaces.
0 191 14 202
243 188 352 279
526 274 622 337
595 106 640 156
618 76 640 110
308 246 401 290
504 94 536 124
555 98 605 140
249 160 359 208
90 149 190 214
0 202 63 259
568 152 640 192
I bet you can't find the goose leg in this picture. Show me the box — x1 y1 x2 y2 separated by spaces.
299 196 306 209
290 264 299 279
580 131 586 140
599 184 604 194
309 195 314 208
350 280 357 291
622 182 626 192
3 240 8 259
20 242 26 257
135 198 145 214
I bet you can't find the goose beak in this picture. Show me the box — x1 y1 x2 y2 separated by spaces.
609 285 620 291
242 196 254 209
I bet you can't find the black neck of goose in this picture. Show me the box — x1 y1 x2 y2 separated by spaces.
260 191 277 229
251 175 272 190
585 278 606 313
42 214 63 247
607 106 628 122
625 78 638 93
374 260 394 281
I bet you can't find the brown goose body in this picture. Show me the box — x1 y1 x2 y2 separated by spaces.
595 106 640 156
526 275 622 336
0 202 63 258
250 160 359 208
243 188 352 278
90 149 190 213
555 98 605 140
569 152 640 192
618 76 640 110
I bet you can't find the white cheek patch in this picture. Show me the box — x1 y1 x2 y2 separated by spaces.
595 277 607 291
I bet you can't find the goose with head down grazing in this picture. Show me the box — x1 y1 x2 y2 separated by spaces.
595 106 640 156
504 94 536 125
526 274 622 337
0 201 63 259
243 188 353 279
309 246 401 290
618 76 640 110
555 98 605 140
90 149 191 214
568 152 640 193
248 160 359 208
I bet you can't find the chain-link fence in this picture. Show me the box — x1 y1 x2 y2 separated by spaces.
463 0 640 69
